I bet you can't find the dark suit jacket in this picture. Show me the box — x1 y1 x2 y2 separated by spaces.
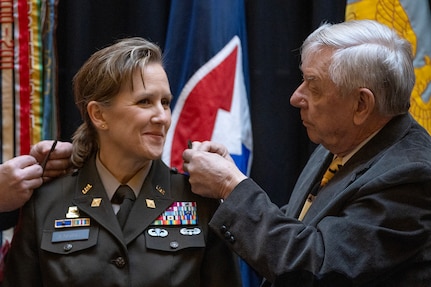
4 158 241 287
209 114 431 286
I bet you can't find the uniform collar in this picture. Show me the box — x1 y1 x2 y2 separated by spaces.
95 153 151 200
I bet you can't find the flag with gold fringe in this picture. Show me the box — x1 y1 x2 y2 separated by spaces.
1 0 58 161
346 0 431 133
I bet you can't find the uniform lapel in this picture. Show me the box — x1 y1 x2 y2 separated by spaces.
69 157 177 244
71 156 124 242
123 160 174 244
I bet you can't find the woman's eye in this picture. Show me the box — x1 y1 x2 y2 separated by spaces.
161 98 171 107
138 99 151 105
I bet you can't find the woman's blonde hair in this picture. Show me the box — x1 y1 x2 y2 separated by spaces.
71 37 163 167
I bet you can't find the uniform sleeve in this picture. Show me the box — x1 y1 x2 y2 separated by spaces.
3 198 43 286
0 211 18 231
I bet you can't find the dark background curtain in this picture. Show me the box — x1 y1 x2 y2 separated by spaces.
56 0 345 207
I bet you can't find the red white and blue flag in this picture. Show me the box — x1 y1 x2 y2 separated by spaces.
162 0 253 176
161 1 257 285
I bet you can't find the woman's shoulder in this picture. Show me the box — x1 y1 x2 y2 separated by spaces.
34 171 77 202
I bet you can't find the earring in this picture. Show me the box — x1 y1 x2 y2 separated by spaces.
101 124 106 129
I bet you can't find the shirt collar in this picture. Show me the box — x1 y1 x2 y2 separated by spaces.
95 154 151 200
336 128 381 165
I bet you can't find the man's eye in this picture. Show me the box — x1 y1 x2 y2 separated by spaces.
304 76 315 82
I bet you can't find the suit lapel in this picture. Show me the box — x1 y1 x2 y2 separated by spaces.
123 160 174 244
303 159 372 222
291 115 414 222
301 116 410 221
288 147 332 218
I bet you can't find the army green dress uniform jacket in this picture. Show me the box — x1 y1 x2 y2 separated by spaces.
4 157 242 287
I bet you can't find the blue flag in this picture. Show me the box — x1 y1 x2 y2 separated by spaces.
162 0 258 286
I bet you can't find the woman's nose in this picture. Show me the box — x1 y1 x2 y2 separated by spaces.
152 104 170 123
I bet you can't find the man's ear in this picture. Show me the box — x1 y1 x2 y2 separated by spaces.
353 88 375 125
87 101 107 129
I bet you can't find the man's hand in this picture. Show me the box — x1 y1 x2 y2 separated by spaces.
30 140 73 182
182 141 247 199
0 141 73 212
0 155 43 212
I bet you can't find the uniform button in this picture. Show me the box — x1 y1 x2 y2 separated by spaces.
228 235 235 243
112 257 126 268
220 225 227 233
63 243 73 252
170 241 179 249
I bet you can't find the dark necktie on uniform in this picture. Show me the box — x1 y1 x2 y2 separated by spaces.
298 157 343 221
111 185 136 229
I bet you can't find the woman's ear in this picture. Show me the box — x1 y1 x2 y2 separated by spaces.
87 101 107 130
353 87 375 125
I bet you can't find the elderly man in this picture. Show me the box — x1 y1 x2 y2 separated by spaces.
183 20 431 286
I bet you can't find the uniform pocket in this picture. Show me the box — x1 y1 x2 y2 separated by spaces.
41 226 99 255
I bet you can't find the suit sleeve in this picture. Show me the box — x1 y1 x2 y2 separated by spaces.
200 222 243 286
209 163 431 285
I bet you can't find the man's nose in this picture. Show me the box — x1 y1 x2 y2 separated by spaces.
290 83 307 108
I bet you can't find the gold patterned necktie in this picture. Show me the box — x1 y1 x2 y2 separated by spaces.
111 185 136 229
319 156 343 187
298 157 343 221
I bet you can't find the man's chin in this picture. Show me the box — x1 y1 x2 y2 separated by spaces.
306 131 320 145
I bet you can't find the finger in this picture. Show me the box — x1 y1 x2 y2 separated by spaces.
22 163 44 180
24 177 43 191
32 140 57 154
42 158 72 172
196 141 211 151
198 141 229 157
182 148 193 163
182 162 189 173
9 155 38 168
47 141 72 159
188 141 202 150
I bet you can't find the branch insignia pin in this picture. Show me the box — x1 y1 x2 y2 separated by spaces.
155 185 165 195
82 183 93 194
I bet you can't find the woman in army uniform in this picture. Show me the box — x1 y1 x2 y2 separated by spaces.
4 37 242 287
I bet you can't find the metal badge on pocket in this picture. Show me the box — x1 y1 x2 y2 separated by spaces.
148 228 169 237
180 227 201 236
